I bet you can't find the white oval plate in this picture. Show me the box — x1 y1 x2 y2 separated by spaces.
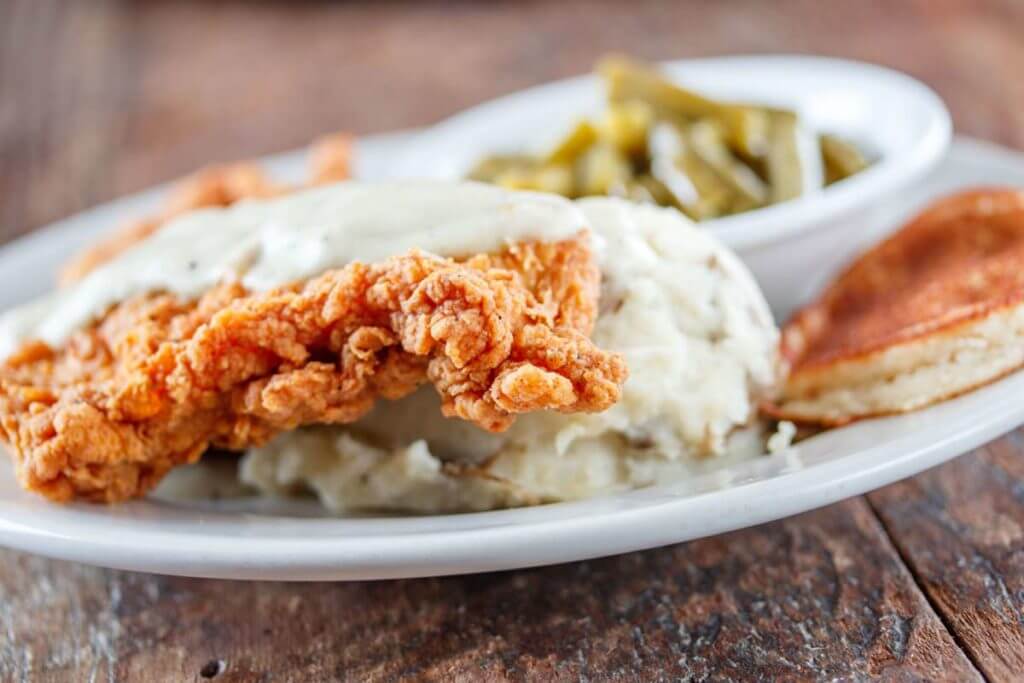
0 135 1020 581
394 55 951 252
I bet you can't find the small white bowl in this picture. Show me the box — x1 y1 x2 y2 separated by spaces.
396 55 952 316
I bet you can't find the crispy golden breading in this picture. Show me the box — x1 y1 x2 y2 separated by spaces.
58 133 353 286
308 132 353 185
0 234 626 503
766 188 1024 425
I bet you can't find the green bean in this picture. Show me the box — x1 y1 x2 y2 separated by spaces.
765 112 806 203
467 155 538 183
598 56 770 158
821 134 868 184
686 119 768 207
648 122 697 205
600 56 718 117
678 150 737 219
494 164 574 195
728 107 772 159
598 101 654 158
626 174 677 206
649 124 735 219
574 143 633 196
546 121 599 165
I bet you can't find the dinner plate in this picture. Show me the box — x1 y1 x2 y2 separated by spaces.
0 135 1021 581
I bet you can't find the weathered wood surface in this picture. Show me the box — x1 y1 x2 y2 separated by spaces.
0 500 982 681
869 432 1024 682
2 0 1024 680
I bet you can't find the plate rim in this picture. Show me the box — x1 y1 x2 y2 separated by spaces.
0 384 1020 580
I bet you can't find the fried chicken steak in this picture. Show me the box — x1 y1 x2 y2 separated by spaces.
0 176 626 503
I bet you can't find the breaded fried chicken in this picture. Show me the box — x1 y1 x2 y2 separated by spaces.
0 234 626 502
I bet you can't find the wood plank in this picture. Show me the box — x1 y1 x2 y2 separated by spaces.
0 499 981 681
869 439 1024 682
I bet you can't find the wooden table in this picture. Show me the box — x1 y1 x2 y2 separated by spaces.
3 1 1024 680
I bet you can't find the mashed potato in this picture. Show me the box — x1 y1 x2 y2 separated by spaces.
232 198 782 513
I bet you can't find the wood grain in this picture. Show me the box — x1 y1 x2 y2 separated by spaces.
869 433 1024 681
0 500 981 681
0 0 133 244
3 0 1024 680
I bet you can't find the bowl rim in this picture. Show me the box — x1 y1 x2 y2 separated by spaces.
396 54 953 251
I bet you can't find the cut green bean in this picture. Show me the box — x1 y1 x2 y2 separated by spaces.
467 155 538 183
629 174 677 206
686 119 768 207
546 121 599 165
494 164 574 195
574 144 633 196
766 112 805 203
599 56 770 158
598 101 653 158
679 150 738 219
821 134 869 184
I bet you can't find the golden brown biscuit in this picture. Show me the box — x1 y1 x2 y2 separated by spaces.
768 188 1024 425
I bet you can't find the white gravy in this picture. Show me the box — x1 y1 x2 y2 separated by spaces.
0 181 586 356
